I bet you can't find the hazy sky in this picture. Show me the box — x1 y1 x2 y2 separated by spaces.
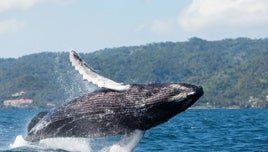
0 0 268 58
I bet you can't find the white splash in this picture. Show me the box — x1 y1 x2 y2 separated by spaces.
10 135 91 152
101 130 144 152
9 130 144 152
9 135 29 148
38 137 91 152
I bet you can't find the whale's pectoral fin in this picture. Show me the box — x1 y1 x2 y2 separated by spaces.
104 130 144 152
69 50 130 91
27 111 48 132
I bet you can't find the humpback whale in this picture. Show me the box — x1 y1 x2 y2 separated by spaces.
25 50 203 142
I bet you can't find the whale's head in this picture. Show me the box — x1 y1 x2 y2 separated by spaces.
128 83 203 130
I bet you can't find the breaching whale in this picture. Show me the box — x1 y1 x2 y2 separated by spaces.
25 50 203 142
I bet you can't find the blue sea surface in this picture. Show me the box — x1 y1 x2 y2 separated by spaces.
0 108 267 151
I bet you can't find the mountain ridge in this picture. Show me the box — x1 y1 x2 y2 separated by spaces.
1 38 268 108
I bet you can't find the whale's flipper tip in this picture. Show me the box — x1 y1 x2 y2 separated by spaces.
69 50 130 91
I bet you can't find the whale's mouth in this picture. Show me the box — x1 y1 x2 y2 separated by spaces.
168 92 190 103
168 85 203 104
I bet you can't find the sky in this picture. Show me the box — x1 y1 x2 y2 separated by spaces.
0 0 268 58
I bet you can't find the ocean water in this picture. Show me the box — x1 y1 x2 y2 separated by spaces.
0 108 267 152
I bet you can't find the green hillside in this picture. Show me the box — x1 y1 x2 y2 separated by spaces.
1 38 268 108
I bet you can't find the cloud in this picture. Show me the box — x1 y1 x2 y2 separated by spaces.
0 0 42 35
150 19 174 35
0 19 25 34
0 0 75 34
178 0 268 31
0 0 74 12
0 0 43 12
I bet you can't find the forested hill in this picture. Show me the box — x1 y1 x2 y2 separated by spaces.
1 38 268 108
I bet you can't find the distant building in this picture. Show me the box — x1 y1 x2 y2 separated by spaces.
11 91 26 97
3 98 33 107
46 102 56 107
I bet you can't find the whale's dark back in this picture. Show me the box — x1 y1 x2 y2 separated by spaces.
26 83 203 141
